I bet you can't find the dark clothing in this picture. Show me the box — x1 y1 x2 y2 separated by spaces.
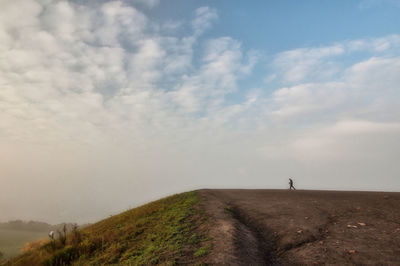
289 179 296 190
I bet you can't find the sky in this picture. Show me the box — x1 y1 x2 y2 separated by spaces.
1 0 400 224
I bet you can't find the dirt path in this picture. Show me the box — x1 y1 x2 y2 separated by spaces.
199 189 400 265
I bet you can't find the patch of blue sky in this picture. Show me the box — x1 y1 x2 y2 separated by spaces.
133 0 400 109
147 0 400 53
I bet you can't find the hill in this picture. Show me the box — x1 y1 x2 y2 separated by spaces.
4 189 400 265
2 191 211 265
0 221 53 232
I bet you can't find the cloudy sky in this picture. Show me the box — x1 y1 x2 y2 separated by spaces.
1 0 399 223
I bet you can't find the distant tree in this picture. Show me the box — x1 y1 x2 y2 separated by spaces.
0 250 4 261
0 220 52 232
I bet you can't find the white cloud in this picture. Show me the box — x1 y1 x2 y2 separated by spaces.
169 37 257 113
268 81 347 121
272 35 400 84
266 34 400 129
268 56 400 123
347 56 400 89
347 35 400 52
192 6 218 36
0 0 224 154
0 0 42 29
41 1 76 41
273 44 344 83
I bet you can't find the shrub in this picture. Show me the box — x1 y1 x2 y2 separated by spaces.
44 246 79 266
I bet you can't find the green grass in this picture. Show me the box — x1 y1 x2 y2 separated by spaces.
4 191 211 266
193 244 212 257
0 229 47 259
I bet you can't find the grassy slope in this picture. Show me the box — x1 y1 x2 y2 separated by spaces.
5 191 211 266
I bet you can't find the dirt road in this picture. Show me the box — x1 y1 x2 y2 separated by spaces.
199 189 400 265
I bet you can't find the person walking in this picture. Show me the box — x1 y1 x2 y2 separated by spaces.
289 178 296 190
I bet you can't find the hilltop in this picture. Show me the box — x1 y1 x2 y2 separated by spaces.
3 189 400 265
200 189 400 265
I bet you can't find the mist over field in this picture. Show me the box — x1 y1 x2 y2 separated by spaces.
1 0 400 224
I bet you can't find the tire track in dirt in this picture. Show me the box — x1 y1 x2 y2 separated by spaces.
199 190 271 265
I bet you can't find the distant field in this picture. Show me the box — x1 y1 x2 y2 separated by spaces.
0 229 47 259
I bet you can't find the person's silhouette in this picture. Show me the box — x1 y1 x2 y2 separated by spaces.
289 178 296 190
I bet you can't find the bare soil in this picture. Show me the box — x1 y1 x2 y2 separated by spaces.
199 189 400 265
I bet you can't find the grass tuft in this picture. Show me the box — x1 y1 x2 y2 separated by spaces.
193 244 211 257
